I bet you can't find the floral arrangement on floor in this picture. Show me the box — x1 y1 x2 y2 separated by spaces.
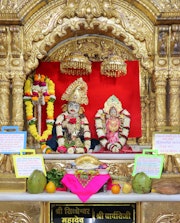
23 74 56 153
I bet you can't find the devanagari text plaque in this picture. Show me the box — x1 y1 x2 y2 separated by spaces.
13 149 46 178
0 126 27 154
132 150 164 178
152 132 180 154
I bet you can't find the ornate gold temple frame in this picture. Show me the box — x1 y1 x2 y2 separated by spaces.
0 1 179 147
0 2 179 223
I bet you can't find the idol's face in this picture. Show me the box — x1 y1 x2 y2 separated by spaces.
109 107 117 117
68 101 80 115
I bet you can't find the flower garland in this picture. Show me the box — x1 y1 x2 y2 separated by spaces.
23 74 56 154
95 108 130 152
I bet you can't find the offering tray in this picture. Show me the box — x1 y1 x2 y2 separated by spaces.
75 154 101 169
66 154 109 175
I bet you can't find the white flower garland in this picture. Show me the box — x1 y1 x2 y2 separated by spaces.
95 108 131 152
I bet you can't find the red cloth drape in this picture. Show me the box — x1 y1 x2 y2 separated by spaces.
36 61 142 138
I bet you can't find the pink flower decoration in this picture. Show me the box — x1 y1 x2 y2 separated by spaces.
40 82 46 87
32 92 39 96
57 146 67 153
43 92 50 96
33 81 39 85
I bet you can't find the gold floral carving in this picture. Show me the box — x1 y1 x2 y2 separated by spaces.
154 24 180 131
150 0 180 12
0 202 43 223
0 154 14 173
0 211 32 223
171 25 180 57
154 70 168 128
141 202 180 223
154 213 180 223
21 0 154 75
0 75 10 127
169 71 180 129
12 73 26 129
45 37 135 62
0 25 24 128
0 27 7 58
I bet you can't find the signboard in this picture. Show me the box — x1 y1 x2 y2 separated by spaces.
0 126 27 154
13 149 46 178
152 132 180 154
132 150 164 178
50 204 136 223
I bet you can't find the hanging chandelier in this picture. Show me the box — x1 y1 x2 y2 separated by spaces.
101 54 127 77
60 51 92 75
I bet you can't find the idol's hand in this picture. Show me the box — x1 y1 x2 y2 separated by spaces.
109 143 120 153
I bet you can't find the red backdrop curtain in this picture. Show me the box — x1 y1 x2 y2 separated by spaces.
36 61 142 139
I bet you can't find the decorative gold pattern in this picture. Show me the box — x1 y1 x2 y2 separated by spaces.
0 0 178 147
0 154 14 173
0 77 10 127
0 202 43 223
141 202 180 223
0 211 32 223
0 2 179 223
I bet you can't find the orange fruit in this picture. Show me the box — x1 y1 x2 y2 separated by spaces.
111 184 121 194
45 181 56 193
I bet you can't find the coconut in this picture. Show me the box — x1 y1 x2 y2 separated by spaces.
132 172 152 194
27 169 47 194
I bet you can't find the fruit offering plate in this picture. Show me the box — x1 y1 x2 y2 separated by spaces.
66 154 109 183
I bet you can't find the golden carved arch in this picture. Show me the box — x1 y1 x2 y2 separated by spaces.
19 0 158 146
23 0 154 75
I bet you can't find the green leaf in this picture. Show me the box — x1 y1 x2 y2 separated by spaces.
46 168 65 188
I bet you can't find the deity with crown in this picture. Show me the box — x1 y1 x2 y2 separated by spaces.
95 95 131 152
54 78 91 154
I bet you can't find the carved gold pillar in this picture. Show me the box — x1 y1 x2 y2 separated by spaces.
0 75 11 127
8 25 25 130
149 93 156 138
0 26 11 127
154 70 168 130
154 26 169 131
138 69 148 144
168 25 180 131
169 70 180 130
11 73 25 130
138 96 147 144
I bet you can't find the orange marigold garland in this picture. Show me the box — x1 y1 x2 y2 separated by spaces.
24 74 56 154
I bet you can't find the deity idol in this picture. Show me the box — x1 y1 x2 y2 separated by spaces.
54 78 91 154
95 95 131 152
